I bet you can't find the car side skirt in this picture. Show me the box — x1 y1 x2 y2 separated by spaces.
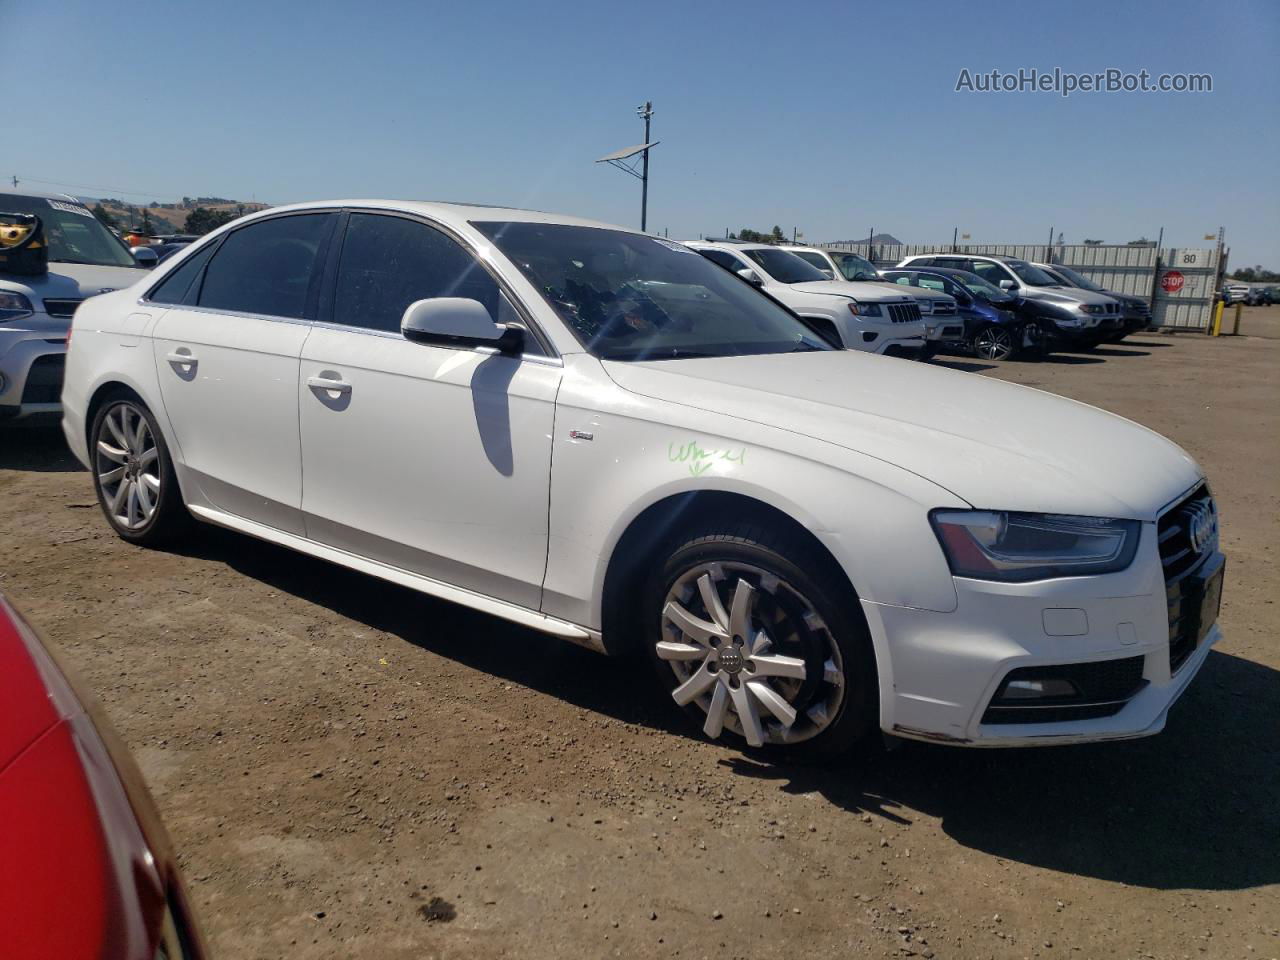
185 504 606 653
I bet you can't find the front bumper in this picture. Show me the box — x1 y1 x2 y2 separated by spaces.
0 313 68 419
863 543 1224 747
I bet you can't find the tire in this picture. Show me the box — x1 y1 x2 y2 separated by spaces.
1019 320 1047 359
641 521 877 762
90 396 191 546
972 323 1017 361
916 343 938 362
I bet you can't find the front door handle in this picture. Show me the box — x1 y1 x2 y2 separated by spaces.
307 374 352 395
166 349 197 367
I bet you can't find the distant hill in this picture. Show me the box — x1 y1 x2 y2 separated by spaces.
80 196 269 234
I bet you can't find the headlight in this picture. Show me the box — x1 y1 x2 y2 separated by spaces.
0 291 34 322
847 301 883 317
1076 303 1104 314
930 510 1140 582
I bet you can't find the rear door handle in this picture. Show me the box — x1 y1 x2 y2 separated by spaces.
307 375 352 395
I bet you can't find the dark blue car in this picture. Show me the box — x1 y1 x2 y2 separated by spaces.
879 266 1046 361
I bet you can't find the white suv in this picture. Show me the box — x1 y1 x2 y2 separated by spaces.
62 201 1224 759
785 246 965 351
684 240 927 356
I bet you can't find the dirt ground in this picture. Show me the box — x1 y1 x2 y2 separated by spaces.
2 311 1278 960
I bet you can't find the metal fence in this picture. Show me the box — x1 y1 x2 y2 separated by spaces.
818 241 1220 331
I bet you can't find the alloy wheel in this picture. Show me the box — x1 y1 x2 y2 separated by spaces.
95 402 162 531
657 561 845 747
974 325 1015 361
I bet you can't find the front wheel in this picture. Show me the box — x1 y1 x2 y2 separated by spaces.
91 397 190 545
973 323 1017 361
643 524 877 761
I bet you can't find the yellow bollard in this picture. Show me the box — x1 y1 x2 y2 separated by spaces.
1232 302 1243 336
1210 300 1224 336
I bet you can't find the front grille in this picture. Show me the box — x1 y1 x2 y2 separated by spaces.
20 354 65 404
982 656 1147 725
1158 485 1216 581
1160 485 1221 672
43 298 83 318
888 302 922 324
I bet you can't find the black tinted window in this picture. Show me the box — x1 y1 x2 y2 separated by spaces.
333 213 500 333
198 214 332 319
147 241 218 305
699 249 744 272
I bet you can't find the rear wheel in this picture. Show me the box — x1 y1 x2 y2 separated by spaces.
643 523 877 761
91 397 190 545
973 323 1017 361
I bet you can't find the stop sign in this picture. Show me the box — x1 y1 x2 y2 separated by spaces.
1161 270 1185 293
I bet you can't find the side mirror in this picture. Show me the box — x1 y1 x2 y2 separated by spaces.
401 297 524 353
131 246 159 268
955 292 973 307
736 267 763 287
998 279 1016 291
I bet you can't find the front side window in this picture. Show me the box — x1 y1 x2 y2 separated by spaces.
198 214 333 319
971 259 1017 287
0 193 135 268
741 248 827 284
832 253 879 281
333 213 500 333
1005 260 1061 286
474 222 833 362
915 276 947 292
792 251 835 277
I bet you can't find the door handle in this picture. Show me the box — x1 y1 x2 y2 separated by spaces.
166 349 197 366
307 375 352 395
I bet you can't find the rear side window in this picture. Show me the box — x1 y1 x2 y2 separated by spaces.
146 242 218 305
697 249 744 272
332 213 500 333
198 214 333 319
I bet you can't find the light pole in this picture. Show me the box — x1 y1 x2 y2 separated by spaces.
596 102 659 233
638 101 653 232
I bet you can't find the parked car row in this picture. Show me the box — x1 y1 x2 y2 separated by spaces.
684 242 1153 363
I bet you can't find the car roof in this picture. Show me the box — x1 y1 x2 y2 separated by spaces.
886 265 977 278
0 188 87 203
685 240 776 252
254 199 631 233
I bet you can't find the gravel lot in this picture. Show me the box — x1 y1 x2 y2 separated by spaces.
2 316 1277 960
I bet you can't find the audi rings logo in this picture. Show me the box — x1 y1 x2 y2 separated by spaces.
1185 501 1218 555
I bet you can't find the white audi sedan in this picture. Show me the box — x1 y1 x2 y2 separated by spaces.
61 201 1224 759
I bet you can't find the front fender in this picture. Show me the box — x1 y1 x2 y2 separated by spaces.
541 356 964 632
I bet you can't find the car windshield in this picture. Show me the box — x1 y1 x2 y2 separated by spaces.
953 271 1011 300
832 252 879 281
474 222 834 362
0 193 136 268
1050 265 1104 292
1007 261 1061 286
742 248 828 284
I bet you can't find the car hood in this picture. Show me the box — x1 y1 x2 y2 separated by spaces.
603 351 1200 520
785 279 914 303
0 262 148 303
871 281 951 302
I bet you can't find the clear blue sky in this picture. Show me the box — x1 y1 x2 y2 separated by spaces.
6 0 1278 266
